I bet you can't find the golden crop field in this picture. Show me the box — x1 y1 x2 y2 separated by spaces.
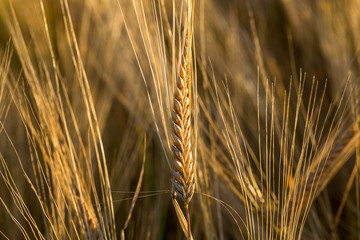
0 0 359 239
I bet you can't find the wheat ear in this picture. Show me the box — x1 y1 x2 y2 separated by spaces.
170 29 195 238
288 123 360 215
171 32 195 204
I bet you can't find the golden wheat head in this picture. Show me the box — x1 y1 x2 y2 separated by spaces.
170 32 195 205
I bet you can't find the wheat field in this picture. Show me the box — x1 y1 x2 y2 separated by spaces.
0 0 360 239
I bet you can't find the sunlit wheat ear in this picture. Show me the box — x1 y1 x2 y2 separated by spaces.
171 31 195 205
170 28 195 240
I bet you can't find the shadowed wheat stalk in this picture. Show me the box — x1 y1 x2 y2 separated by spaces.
287 119 360 216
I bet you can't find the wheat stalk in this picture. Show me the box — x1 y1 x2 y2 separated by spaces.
170 28 195 238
